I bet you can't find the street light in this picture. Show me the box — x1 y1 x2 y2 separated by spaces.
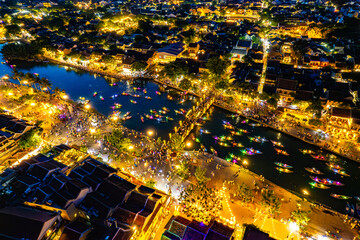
62 94 68 100
186 141 192 148
84 104 91 110
147 130 154 137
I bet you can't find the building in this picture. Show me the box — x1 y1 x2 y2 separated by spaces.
231 40 253 63
161 216 235 240
0 205 61 240
155 42 185 63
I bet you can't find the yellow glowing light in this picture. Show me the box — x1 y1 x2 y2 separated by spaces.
112 116 118 121
303 189 309 195
30 102 36 106
89 128 95 134
186 141 192 147
242 160 248 165
62 94 68 99
147 130 154 136
84 104 91 110
7 92 13 96
128 145 134 150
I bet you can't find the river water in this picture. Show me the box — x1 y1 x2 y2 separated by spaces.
0 44 359 213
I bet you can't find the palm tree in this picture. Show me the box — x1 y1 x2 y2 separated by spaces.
40 77 52 92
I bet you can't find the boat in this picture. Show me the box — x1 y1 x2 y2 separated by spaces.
274 162 293 168
299 149 315 155
248 136 261 143
249 123 261 127
275 167 293 173
254 150 262 154
156 91 161 95
179 99 185 104
100 96 104 101
140 116 144 123
174 109 183 115
93 92 98 97
122 92 130 96
311 154 327 161
271 140 284 148
331 194 352 200
230 131 242 136
274 148 289 156
309 181 330 189
310 176 332 185
162 107 169 112
130 100 137 104
133 94 141 98
144 96 152 100
304 167 324 175
231 142 243 148
326 163 344 170
219 142 230 147
143 89 147 94
331 169 350 177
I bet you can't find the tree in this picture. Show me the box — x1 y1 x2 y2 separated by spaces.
259 189 282 216
293 39 309 64
242 55 255 66
169 133 185 152
236 183 254 203
178 78 192 90
291 209 311 230
5 24 21 38
267 97 278 108
206 56 230 79
306 100 323 119
138 19 153 32
18 128 42 150
105 129 132 152
131 61 147 72
194 166 210 184
176 160 190 180
180 183 222 223
145 179 156 188
161 62 188 82
215 79 229 90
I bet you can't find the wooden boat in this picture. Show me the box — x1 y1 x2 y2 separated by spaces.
331 169 350 177
156 91 161 95
274 162 293 168
331 194 351 200
271 140 284 148
249 123 262 127
230 131 242 136
299 149 315 155
145 96 152 100
309 181 330 189
311 154 327 161
310 176 332 185
248 136 261 143
326 163 344 170
304 167 324 175
274 148 289 156
275 167 293 173
140 116 144 123
122 92 130 96
231 142 243 148
133 94 141 98
130 100 137 104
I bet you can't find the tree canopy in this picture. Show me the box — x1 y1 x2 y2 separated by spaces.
18 128 41 150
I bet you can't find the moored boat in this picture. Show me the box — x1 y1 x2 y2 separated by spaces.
271 140 284 148
331 168 350 177
304 167 324 175
311 154 327 161
274 148 289 156
275 167 293 173
299 149 315 155
331 194 352 200
274 162 293 168
309 181 330 189
326 163 344 170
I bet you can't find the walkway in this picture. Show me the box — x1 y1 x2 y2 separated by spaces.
171 96 215 142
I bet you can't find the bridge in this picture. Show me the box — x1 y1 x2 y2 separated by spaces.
170 96 215 142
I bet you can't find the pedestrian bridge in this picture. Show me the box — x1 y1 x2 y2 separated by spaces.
170 96 215 142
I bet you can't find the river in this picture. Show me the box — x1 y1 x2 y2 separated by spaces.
0 44 359 214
